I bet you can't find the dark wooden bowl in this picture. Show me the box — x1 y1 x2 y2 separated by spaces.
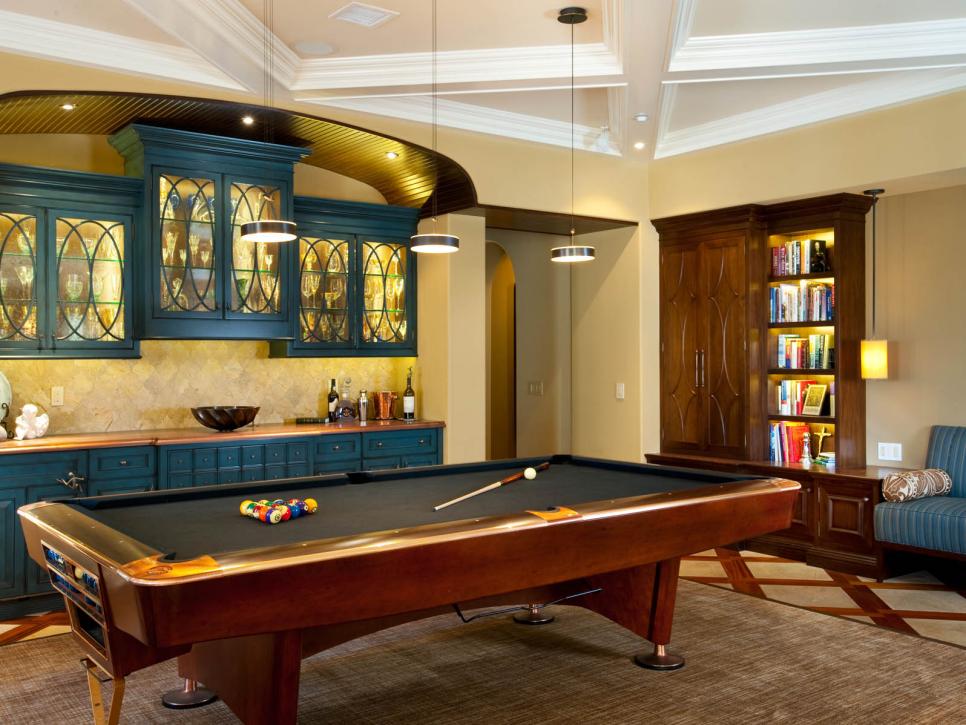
191 406 260 432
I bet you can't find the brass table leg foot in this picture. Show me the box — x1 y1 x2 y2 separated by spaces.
513 603 555 625
634 644 685 671
162 678 218 709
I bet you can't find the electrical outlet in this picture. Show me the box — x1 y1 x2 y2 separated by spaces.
616 382 625 400
51 386 64 407
877 442 902 462
528 381 544 396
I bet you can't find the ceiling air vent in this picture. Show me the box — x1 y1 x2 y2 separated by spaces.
329 2 399 28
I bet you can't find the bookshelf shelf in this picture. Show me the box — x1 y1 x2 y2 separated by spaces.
768 368 834 375
769 272 835 283
768 414 836 424
768 321 834 329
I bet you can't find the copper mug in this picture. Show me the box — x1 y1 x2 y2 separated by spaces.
372 391 398 420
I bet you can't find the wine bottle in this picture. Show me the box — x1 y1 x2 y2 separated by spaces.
327 379 338 423
403 367 416 421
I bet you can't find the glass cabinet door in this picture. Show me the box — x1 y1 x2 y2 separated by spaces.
0 211 40 344
53 216 127 344
159 173 217 314
360 240 409 345
298 236 351 344
230 182 283 316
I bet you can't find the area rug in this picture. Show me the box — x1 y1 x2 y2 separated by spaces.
0 580 963 724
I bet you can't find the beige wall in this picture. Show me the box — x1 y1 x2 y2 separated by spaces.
865 185 966 467
484 242 515 459
486 230 572 458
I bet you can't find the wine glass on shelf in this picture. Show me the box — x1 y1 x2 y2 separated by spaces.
17 233 32 256
164 231 178 264
92 274 104 302
200 248 211 269
65 273 84 302
301 276 314 302
16 263 34 296
189 234 201 265
263 251 274 272
178 249 187 268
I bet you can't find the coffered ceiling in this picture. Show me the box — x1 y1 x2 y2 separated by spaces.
0 0 963 159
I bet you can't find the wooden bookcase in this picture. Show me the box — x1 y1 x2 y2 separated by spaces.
653 193 873 468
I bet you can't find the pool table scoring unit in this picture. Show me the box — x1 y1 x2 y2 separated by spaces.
19 456 799 724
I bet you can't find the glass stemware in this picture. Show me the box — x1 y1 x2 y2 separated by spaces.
178 249 187 267
65 273 84 302
200 248 211 268
92 274 104 301
17 233 32 256
189 234 201 265
164 231 178 262
16 263 34 294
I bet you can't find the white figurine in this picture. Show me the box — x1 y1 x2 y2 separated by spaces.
15 403 49 440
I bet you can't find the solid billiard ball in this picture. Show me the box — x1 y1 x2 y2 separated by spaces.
524 467 538 480
304 497 318 513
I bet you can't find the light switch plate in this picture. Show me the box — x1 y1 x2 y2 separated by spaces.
616 382 625 400
51 386 64 407
528 381 544 396
877 442 902 462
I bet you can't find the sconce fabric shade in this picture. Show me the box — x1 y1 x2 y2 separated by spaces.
551 245 596 263
861 339 889 379
240 220 297 243
411 233 460 254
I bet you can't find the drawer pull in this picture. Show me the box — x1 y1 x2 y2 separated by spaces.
376 441 384 448
119 460 128 466
333 445 341 451
418 439 426 445
863 497 870 502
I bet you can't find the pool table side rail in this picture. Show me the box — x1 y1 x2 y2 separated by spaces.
19 476 800 587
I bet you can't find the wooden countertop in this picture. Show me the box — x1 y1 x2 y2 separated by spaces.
0 419 445 455
645 452 908 482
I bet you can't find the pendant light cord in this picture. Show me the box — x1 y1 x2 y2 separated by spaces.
431 0 439 228
570 19 575 238
871 193 877 337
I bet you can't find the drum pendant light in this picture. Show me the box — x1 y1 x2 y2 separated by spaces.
240 0 296 244
551 7 594 263
411 0 459 254
861 189 888 379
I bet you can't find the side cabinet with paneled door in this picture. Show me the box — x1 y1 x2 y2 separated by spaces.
109 124 308 340
158 437 314 489
0 451 87 596
0 163 141 358
87 446 157 496
362 429 441 470
654 207 767 460
270 198 419 357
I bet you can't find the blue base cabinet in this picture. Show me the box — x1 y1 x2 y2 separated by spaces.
362 429 440 470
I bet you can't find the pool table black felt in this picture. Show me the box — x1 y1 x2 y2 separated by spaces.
67 458 754 561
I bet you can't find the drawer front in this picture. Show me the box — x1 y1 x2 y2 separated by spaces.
167 472 194 490
218 447 241 469
265 444 286 465
314 460 361 474
315 435 360 461
241 446 264 466
0 490 24 599
402 453 439 468
193 471 219 487
363 456 402 471
242 466 265 482
88 478 154 497
287 442 309 465
219 469 242 485
364 430 438 457
265 464 287 480
816 478 876 553
286 463 310 478
90 447 156 480
194 448 218 471
0 452 87 488
166 449 193 473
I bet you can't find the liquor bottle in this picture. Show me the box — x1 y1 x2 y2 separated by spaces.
402 367 416 421
326 379 338 423
337 377 356 420
358 390 368 425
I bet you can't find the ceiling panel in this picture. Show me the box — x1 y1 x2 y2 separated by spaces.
2 0 177 43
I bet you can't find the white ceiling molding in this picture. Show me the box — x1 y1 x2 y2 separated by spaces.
312 95 620 155
123 0 299 91
654 68 966 159
664 53 966 84
292 43 621 92
0 9 243 90
600 0 624 70
294 77 627 102
667 0 698 62
670 18 966 72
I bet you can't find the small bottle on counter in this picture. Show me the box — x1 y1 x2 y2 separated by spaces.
326 378 338 423
403 367 416 421
358 390 368 425
337 378 356 421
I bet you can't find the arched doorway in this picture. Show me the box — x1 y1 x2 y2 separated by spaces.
486 242 517 459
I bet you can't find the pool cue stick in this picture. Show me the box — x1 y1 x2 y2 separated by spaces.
433 462 550 511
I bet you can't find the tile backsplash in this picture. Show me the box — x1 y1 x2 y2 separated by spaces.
0 341 414 434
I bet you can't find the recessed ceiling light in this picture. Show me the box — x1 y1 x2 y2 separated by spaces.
294 40 336 57
633 141 646 150
330 2 399 28
385 151 399 159
60 103 75 111
242 115 255 126
633 113 649 123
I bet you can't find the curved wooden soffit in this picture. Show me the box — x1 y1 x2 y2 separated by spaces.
0 90 478 217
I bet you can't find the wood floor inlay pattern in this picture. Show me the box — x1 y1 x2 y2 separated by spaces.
682 549 966 648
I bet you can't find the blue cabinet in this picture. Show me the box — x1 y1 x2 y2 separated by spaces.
362 429 441 470
0 163 141 358
159 438 316 489
270 199 419 357
0 490 24 600
109 125 309 340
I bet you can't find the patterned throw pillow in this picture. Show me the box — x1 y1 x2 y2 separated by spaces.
881 469 952 502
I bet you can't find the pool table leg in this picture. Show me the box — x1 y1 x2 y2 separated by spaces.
513 603 555 625
161 678 218 709
632 558 685 671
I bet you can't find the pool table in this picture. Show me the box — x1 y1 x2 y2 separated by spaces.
19 455 799 724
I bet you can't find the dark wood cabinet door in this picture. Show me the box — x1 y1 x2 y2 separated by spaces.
660 246 703 453
701 237 747 457
815 477 875 553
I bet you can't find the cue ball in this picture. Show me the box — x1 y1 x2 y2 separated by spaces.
524 467 537 480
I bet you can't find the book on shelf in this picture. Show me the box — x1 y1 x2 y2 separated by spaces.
769 421 812 464
770 239 831 277
769 280 834 323
775 379 819 416
775 333 833 369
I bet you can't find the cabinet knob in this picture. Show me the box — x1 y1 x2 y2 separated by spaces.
418 439 426 445
333 445 341 451
119 460 128 466
806 487 812 493
376 441 384 448
863 497 870 502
